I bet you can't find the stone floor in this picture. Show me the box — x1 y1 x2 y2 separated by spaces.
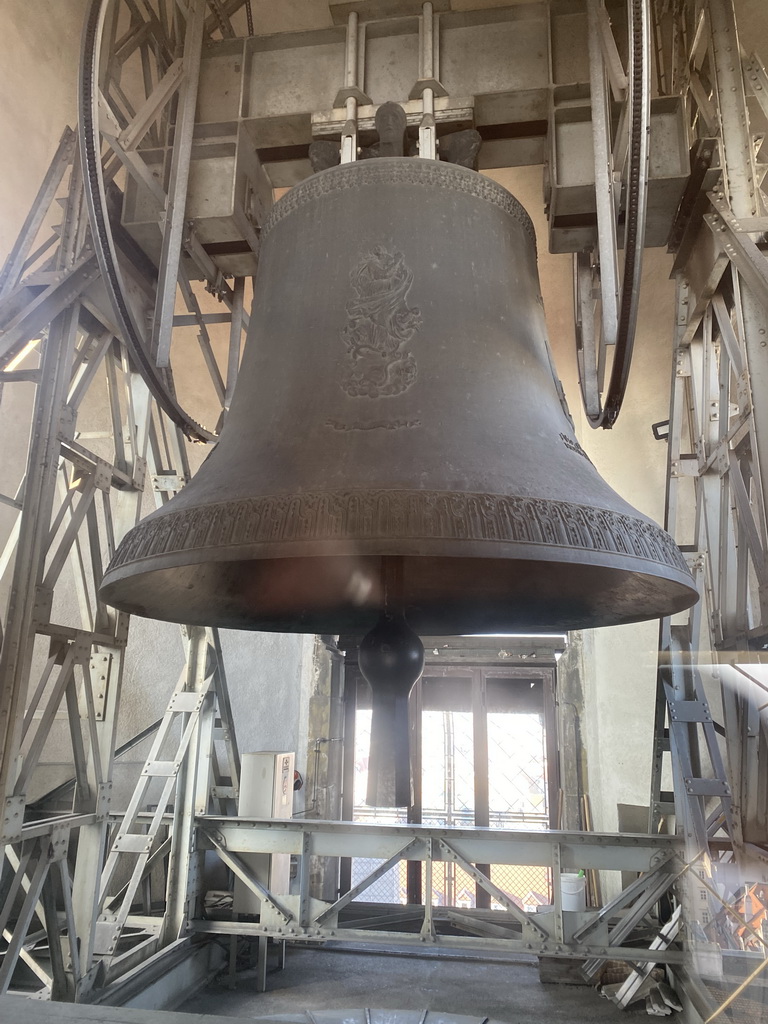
179 945 641 1023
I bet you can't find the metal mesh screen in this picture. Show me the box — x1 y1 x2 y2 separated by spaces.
352 700 552 907
422 710 475 827
350 856 408 904
487 711 549 825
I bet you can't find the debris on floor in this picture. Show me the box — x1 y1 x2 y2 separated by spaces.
595 961 683 1015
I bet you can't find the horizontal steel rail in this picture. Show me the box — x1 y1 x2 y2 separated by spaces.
198 816 682 869
195 816 686 962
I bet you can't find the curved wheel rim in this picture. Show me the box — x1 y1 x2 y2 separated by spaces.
79 0 223 443
576 0 651 430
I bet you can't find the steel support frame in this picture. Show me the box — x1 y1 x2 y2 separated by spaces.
82 0 256 441
195 815 686 963
650 0 768 1017
0 3 245 999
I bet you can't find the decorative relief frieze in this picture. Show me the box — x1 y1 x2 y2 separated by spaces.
261 160 537 247
107 489 689 576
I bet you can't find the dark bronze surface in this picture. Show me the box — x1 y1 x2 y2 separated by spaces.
308 140 340 173
369 101 408 159
100 158 698 632
359 611 424 807
439 129 483 169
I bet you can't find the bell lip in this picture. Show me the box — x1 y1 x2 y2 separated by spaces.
101 481 696 631
99 545 699 635
101 535 693 581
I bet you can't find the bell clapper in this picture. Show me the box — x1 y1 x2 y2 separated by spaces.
358 608 425 808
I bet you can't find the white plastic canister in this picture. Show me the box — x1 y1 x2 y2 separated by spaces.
560 872 587 911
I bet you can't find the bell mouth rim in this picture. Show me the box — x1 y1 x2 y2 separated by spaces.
100 488 698 632
99 550 698 635
101 543 698 600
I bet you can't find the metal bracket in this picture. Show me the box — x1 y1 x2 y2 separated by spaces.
333 85 372 107
652 419 670 440
409 77 447 100
0 795 26 843
33 584 54 625
50 828 70 862
96 782 113 819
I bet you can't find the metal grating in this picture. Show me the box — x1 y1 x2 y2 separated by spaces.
352 705 552 906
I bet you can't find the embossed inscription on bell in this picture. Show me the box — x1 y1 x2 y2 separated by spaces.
340 245 422 399
100 158 698 633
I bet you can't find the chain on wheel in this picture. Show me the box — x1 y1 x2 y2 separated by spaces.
79 0 218 443
575 0 651 429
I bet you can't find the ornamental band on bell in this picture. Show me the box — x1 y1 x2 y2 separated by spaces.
108 489 688 574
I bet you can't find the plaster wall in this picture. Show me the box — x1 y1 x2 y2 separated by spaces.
0 1 89 257
577 250 679 833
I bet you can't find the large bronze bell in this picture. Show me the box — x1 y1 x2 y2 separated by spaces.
101 157 696 634
101 156 697 807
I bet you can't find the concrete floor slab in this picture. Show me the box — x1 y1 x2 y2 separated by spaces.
179 946 642 1022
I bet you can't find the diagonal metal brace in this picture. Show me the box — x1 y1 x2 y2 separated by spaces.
316 838 422 926
579 859 685 978
574 860 681 944
204 830 293 925
437 839 549 940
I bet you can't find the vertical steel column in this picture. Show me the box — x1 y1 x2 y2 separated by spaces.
0 138 86 799
472 671 490 909
586 0 620 348
224 278 246 414
706 0 768 859
161 627 212 942
0 297 80 804
406 676 423 905
71 374 153 995
152 0 207 367
709 0 768 536
418 3 437 159
339 651 357 895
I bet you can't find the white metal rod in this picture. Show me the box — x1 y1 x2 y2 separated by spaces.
345 10 358 87
422 2 434 79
